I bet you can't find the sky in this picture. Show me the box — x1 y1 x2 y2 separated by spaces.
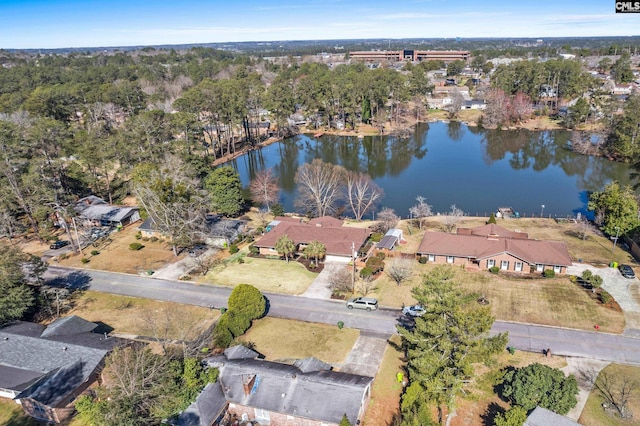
0 0 638 49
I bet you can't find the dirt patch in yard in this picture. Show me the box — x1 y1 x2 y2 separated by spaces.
55 225 182 275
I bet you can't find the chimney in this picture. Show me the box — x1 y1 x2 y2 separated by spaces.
242 374 256 396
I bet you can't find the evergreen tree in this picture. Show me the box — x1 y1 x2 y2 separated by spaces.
205 166 245 217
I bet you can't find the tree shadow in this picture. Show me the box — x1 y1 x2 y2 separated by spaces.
481 402 506 426
46 270 92 291
493 366 515 403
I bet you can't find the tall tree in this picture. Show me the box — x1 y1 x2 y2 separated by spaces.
398 266 508 425
294 159 345 217
275 235 296 262
0 243 36 325
588 181 639 235
345 171 383 221
205 166 245 217
249 168 280 210
303 240 326 265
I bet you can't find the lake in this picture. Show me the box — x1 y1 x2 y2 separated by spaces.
229 121 632 218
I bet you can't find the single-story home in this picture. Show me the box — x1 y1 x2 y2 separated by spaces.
524 406 580 426
179 345 373 426
138 215 246 248
254 216 370 263
74 196 140 228
416 224 572 274
0 316 125 423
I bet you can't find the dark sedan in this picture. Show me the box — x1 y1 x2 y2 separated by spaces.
49 240 70 250
619 264 636 279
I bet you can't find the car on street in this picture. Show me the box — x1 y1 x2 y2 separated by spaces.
402 304 426 317
49 240 70 250
619 264 636 279
346 297 378 311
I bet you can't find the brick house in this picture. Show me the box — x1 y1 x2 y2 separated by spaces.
176 346 374 426
416 224 572 274
0 316 125 423
254 216 370 263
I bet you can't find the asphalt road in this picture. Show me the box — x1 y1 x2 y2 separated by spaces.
45 266 640 365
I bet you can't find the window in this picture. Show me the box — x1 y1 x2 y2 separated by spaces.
428 254 435 262
553 265 561 273
515 262 523 272
536 264 544 272
487 259 495 268
447 256 454 263
500 260 509 270
255 408 270 422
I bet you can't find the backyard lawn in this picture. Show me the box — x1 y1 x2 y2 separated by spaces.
373 264 625 333
579 363 640 426
238 317 359 365
206 256 317 294
0 399 37 426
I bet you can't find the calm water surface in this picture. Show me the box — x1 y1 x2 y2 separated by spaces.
230 122 631 218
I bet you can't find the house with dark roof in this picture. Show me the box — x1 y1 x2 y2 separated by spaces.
524 406 581 426
138 215 246 248
0 316 125 423
255 216 370 263
74 196 140 228
417 224 572 274
175 346 373 426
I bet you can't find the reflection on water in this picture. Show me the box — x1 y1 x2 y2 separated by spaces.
231 122 631 217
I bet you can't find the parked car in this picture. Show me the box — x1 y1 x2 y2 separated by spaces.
188 244 208 257
50 240 70 250
346 297 378 311
619 264 636 279
402 304 426 317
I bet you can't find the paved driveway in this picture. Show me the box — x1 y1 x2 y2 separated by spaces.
567 263 640 336
301 262 346 299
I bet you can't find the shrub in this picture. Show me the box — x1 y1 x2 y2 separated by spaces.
149 236 158 242
375 251 386 260
245 235 254 243
229 244 239 254
487 212 497 224
249 244 259 255
237 258 245 264
337 321 344 329
599 290 612 304
489 266 500 274
543 269 555 278
270 203 284 217
224 311 252 337
256 227 263 233
366 256 384 273
129 242 144 251
212 320 234 348
135 231 142 240
90 250 100 256
359 266 373 279
141 237 149 242
228 284 266 320
418 256 427 264
81 257 90 264
370 233 383 242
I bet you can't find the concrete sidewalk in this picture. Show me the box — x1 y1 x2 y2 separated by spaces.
562 358 610 421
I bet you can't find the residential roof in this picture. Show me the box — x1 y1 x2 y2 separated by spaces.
138 217 155 232
377 235 398 250
524 406 581 426
457 224 528 239
293 357 332 373
224 345 260 360
255 221 369 257
75 204 139 223
418 226 572 266
205 350 373 425
175 383 227 426
308 216 344 227
0 318 123 407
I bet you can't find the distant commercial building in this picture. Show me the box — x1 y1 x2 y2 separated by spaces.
350 49 469 63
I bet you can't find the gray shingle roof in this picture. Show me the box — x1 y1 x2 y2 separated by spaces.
293 357 332 373
40 315 97 338
175 383 227 426
525 406 581 426
377 235 398 250
206 352 373 425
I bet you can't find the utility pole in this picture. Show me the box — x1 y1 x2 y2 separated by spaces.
351 241 356 294
72 217 83 256
611 226 621 253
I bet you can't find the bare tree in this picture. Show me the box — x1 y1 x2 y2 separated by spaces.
132 156 208 256
409 196 433 230
483 88 511 129
294 159 345 217
346 171 383 221
594 371 637 419
376 207 400 233
386 257 415 286
249 168 280 209
190 254 220 277
511 92 533 123
328 266 353 294
443 204 464 233
103 344 170 399
446 88 465 118
357 277 378 296
255 207 271 228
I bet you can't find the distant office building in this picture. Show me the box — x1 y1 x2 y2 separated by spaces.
350 49 470 63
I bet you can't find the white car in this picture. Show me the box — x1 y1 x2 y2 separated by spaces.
402 304 426 317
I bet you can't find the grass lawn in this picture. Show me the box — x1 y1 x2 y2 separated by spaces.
363 335 404 426
206 256 317 294
579 364 640 426
55 225 182 275
373 264 624 333
66 291 218 339
0 399 37 426
238 317 359 364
